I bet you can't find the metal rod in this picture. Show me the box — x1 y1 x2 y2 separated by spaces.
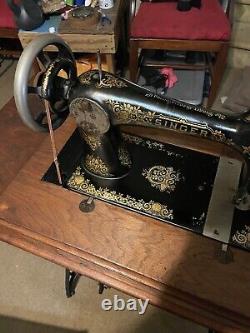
97 49 102 84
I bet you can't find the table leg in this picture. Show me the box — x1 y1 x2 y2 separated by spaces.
207 43 229 108
98 282 110 294
65 269 111 297
65 268 81 298
106 54 115 74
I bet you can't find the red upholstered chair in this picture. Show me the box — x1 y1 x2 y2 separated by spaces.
0 1 21 57
129 0 231 107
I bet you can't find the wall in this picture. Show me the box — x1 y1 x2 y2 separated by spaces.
228 0 250 67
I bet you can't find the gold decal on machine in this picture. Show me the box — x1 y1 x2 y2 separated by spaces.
84 154 112 176
67 167 174 220
106 101 230 143
142 166 181 193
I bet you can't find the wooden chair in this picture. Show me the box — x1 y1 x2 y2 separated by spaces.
129 0 231 107
0 1 21 58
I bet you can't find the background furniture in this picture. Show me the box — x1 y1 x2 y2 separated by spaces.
0 1 22 58
0 98 250 333
129 0 231 107
18 0 128 73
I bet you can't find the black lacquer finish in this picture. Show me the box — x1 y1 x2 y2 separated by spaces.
43 130 250 252
43 130 219 233
67 70 250 210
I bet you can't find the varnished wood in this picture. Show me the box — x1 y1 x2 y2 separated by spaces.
105 54 115 74
0 99 45 194
0 99 250 333
207 42 229 107
19 33 116 54
0 28 22 57
132 38 226 52
0 28 18 39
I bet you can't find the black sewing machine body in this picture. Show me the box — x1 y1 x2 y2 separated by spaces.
67 70 250 206
14 35 250 251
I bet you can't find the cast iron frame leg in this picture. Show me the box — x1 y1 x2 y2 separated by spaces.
98 282 110 294
65 269 81 298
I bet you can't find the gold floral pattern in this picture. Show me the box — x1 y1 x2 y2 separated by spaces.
107 101 231 145
122 134 182 157
118 147 132 167
142 165 181 193
67 167 174 220
212 130 227 142
232 225 250 249
98 73 128 88
79 71 127 89
79 71 94 86
84 154 112 176
41 61 56 97
83 133 102 151
107 100 155 123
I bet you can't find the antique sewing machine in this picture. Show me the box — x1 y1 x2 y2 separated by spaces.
14 35 250 252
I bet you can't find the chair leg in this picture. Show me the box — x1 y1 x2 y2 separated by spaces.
129 40 139 82
207 43 229 108
106 54 115 74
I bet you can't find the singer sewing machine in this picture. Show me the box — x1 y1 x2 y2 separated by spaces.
14 34 250 251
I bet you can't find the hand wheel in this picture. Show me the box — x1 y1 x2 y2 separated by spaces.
14 34 77 132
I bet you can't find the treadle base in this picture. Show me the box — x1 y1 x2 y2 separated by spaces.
43 130 250 252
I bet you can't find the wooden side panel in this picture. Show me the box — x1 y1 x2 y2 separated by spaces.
19 32 116 53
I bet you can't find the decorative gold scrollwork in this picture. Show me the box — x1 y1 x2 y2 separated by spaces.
83 133 102 151
84 154 112 176
107 100 155 123
79 71 127 89
118 146 132 167
232 225 250 249
107 101 231 144
67 167 174 220
142 165 181 193
122 133 182 157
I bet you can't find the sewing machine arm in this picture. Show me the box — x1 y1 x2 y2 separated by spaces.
13 35 250 211
68 70 250 210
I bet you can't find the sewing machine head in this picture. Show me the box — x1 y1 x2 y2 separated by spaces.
14 34 250 231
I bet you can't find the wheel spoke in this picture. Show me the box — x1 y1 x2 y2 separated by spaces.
57 44 72 62
35 111 47 124
28 86 42 96
36 51 52 71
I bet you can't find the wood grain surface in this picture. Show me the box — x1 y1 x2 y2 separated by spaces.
0 100 250 333
59 0 123 35
19 0 126 54
19 33 116 53
0 99 45 194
